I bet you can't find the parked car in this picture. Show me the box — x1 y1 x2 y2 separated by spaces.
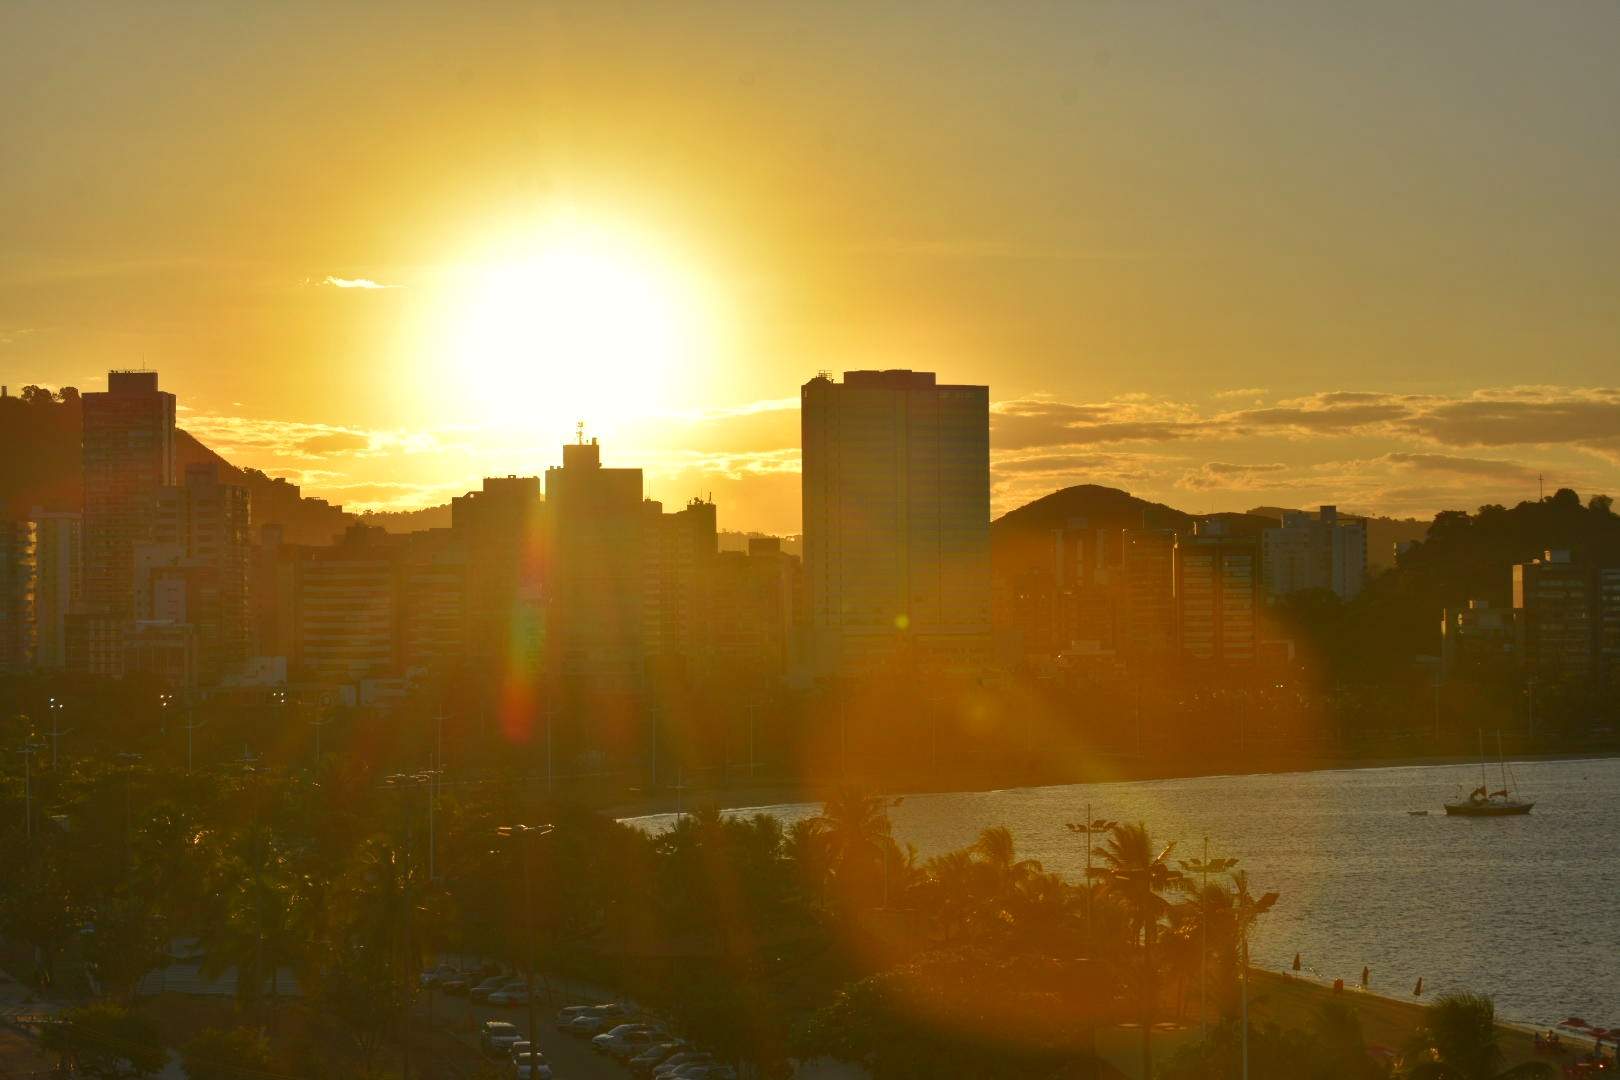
653 1051 713 1078
479 1021 523 1057
419 963 459 988
567 1005 632 1037
673 1067 735 1080
593 1023 665 1060
556 1001 625 1030
629 1041 686 1076
512 1061 553 1080
439 974 470 996
470 975 511 1001
508 1044 552 1080
489 984 532 1007
473 975 526 1003
670 1064 734 1080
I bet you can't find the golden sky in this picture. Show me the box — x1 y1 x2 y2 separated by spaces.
3 2 1619 531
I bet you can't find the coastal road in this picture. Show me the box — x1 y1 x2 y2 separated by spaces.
424 989 630 1080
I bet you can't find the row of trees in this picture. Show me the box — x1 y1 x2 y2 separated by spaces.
1 695 1555 1079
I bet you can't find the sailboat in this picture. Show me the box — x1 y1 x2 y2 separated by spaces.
1444 730 1533 816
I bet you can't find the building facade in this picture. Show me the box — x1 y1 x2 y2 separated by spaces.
545 438 647 731
1513 550 1596 684
29 509 80 669
82 370 176 618
1175 523 1258 668
0 519 36 674
801 370 991 675
1261 505 1367 601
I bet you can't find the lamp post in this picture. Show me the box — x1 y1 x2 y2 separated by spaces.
496 823 554 1080
46 697 70 768
1179 841 1239 1040
114 752 144 870
15 736 45 842
1064 806 1116 1080
1065 805 1117 954
880 796 904 909
384 771 441 882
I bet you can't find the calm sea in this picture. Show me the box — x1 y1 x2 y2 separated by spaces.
630 757 1620 1030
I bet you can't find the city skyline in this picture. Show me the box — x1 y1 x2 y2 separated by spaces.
5 3 1620 529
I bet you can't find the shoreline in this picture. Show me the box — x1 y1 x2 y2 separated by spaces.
605 748 1620 820
1247 970 1607 1064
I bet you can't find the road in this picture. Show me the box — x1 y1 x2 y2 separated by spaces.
422 986 634 1080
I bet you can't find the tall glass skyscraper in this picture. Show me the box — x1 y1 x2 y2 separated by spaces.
801 369 990 675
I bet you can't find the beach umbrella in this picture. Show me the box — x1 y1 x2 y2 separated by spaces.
1559 1017 1589 1030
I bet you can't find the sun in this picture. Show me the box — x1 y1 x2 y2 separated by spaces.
444 217 708 438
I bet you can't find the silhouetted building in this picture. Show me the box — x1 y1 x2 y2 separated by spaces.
1513 550 1596 684
125 620 198 688
710 537 803 683
1441 600 1515 680
401 531 468 672
645 496 717 678
1175 521 1257 667
1118 528 1176 665
451 475 543 677
28 508 79 669
295 524 400 683
0 519 35 674
801 370 990 675
140 462 251 682
65 610 125 678
546 437 646 749
1600 567 1620 689
82 370 176 617
1261 505 1366 601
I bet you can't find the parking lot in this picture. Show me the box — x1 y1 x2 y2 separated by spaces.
424 979 650 1080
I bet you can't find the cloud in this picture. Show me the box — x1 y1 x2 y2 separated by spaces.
1179 461 1289 490
1393 389 1620 452
1379 452 1538 480
1213 387 1267 401
298 432 371 455
991 396 1215 449
322 275 395 290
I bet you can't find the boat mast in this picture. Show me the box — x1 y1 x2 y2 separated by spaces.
1497 731 1509 795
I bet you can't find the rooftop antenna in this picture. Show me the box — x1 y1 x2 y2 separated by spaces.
575 419 585 445
1539 473 1544 501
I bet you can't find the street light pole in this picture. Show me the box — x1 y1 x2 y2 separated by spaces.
46 697 70 768
1179 842 1238 1041
16 738 44 841
497 824 554 1080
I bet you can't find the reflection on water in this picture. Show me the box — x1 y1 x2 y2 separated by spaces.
632 757 1620 1028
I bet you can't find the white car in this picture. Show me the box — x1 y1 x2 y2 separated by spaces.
593 1023 665 1060
509 1044 552 1080
654 1052 713 1079
480 1020 523 1056
568 1006 630 1036
556 1001 625 1030
489 984 532 1006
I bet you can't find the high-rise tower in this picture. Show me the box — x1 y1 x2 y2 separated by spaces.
82 370 175 617
801 369 990 674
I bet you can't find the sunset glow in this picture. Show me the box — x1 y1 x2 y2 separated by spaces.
440 218 712 440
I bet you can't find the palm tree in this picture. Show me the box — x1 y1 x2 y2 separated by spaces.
810 787 894 901
1230 868 1279 1078
1401 993 1554 1079
1092 821 1183 1078
197 823 309 1029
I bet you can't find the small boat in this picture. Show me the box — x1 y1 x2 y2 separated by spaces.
1407 810 1429 816
1444 730 1533 816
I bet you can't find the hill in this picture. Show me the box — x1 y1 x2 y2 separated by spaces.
0 389 353 544
990 484 1276 582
